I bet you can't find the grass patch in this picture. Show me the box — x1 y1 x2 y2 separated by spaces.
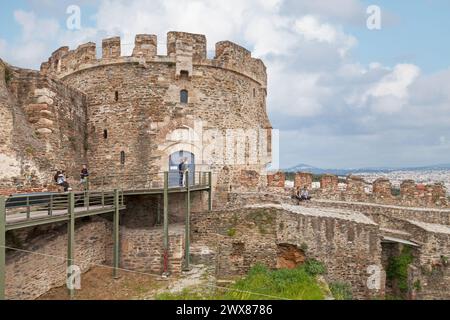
304 259 326 276
156 263 326 300
329 282 353 300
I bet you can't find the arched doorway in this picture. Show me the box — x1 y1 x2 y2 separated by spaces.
169 150 195 187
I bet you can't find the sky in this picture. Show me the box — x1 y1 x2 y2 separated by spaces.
1 0 449 169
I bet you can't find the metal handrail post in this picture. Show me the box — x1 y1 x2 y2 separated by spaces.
183 171 191 271
113 189 120 279
0 196 6 300
67 192 75 299
163 172 169 275
208 172 213 211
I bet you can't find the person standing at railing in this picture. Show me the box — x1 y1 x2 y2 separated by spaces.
179 157 189 187
79 164 89 190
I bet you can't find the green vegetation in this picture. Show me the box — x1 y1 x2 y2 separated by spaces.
386 246 413 296
391 187 401 196
413 280 421 291
329 282 353 300
300 243 308 252
227 228 236 237
304 259 326 276
156 263 327 300
4 66 12 84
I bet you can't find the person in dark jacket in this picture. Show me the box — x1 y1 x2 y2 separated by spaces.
178 158 189 187
79 164 89 189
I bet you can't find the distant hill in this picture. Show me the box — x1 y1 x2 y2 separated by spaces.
284 163 450 176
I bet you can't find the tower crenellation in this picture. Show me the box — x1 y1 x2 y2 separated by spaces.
39 32 267 87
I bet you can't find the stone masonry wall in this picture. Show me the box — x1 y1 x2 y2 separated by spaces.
307 200 450 226
0 61 87 195
295 172 312 190
191 208 278 278
38 32 271 199
119 225 184 276
191 206 383 299
267 172 285 188
5 219 112 300
291 172 449 209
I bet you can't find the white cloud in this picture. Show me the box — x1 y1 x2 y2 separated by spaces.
1 0 449 167
294 15 356 57
368 64 420 99
14 10 59 41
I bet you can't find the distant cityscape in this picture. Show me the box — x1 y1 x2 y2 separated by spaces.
354 170 450 193
285 164 450 194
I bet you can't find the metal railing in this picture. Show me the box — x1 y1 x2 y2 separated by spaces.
5 190 124 223
87 171 211 191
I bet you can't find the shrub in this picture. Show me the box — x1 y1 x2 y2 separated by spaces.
304 259 326 276
386 246 413 295
300 243 308 252
227 228 236 237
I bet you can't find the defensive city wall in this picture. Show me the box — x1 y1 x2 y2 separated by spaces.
1 32 449 300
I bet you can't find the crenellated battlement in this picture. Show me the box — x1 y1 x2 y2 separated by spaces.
40 32 267 86
266 172 449 209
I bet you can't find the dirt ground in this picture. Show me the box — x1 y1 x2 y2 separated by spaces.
38 264 214 300
38 266 170 300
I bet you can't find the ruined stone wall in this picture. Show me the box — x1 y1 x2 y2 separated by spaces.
267 172 285 188
0 61 87 195
5 219 111 300
119 225 184 276
191 206 384 299
308 200 450 225
295 172 313 190
275 206 383 299
191 208 278 277
413 231 450 300
290 172 449 209
320 174 339 192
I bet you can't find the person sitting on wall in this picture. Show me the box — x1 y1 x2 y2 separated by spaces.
300 186 311 201
54 170 71 192
292 187 302 203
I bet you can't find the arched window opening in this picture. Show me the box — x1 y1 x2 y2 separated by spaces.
180 70 189 79
180 90 188 104
253 88 256 98
120 151 126 165
115 91 119 102
103 129 108 139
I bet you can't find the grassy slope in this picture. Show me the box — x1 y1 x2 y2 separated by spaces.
156 263 327 300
